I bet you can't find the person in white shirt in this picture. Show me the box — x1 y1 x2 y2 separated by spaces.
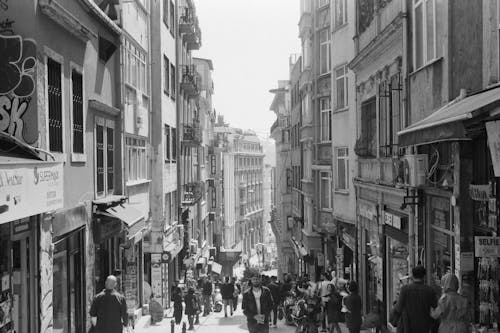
242 274 274 333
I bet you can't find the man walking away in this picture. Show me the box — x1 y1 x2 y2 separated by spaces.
233 276 241 311
242 273 274 333
221 276 235 317
267 276 281 327
390 265 438 333
90 275 128 333
202 276 213 316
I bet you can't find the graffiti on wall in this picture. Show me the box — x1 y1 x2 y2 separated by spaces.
0 18 38 144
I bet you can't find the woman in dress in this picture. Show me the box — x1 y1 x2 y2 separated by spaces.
326 284 343 333
343 281 362 333
172 286 184 325
430 273 471 333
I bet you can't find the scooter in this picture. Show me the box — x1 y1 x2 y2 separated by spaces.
213 287 223 313
283 294 297 325
291 297 320 333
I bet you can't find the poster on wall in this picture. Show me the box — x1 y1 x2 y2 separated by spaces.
486 121 500 177
151 254 162 303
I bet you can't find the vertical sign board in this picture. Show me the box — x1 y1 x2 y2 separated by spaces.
486 121 500 177
151 254 162 303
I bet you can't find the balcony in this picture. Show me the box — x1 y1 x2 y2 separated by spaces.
182 121 201 146
182 182 202 206
184 25 202 51
180 65 200 97
179 7 196 34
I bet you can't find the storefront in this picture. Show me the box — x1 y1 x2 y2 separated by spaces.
163 224 184 307
0 159 63 333
52 205 88 333
338 223 356 281
93 198 146 317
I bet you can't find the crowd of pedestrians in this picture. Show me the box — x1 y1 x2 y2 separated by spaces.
86 265 473 333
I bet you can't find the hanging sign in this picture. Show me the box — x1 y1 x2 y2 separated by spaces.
474 236 500 257
469 184 491 201
486 121 500 177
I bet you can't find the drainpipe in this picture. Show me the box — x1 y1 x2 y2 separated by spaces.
175 0 183 252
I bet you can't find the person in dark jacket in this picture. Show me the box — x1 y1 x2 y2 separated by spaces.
184 288 199 330
242 274 274 333
390 265 438 333
172 285 184 325
267 276 281 327
233 277 241 311
202 277 213 316
221 276 235 317
343 281 362 333
326 284 343 333
90 275 128 333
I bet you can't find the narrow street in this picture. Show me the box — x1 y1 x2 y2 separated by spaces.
135 301 367 333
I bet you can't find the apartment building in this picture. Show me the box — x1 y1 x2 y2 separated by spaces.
149 0 181 308
0 0 124 332
177 0 205 276
214 119 265 275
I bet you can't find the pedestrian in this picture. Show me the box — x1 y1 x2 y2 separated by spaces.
242 273 274 333
172 285 184 325
390 265 438 333
267 276 281 327
318 272 332 332
221 276 235 317
343 281 362 333
184 287 199 330
202 276 213 316
233 276 241 311
89 275 128 333
325 284 343 333
430 273 470 333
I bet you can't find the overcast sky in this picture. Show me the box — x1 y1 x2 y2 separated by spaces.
194 0 300 138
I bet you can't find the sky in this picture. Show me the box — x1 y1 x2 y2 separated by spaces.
194 0 300 138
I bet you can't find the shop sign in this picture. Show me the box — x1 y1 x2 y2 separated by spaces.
12 217 30 234
151 254 162 304
474 236 500 257
342 232 356 250
469 184 491 201
0 162 63 225
384 211 403 229
460 252 474 272
486 121 500 177
317 252 325 267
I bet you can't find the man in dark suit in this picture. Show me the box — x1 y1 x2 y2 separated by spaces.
391 266 438 333
267 276 281 327
242 274 274 333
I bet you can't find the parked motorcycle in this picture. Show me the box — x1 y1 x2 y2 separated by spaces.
213 287 223 313
291 297 320 333
283 294 297 325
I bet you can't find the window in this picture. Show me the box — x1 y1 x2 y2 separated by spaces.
171 127 177 161
170 63 176 99
318 0 329 8
48 58 63 152
72 70 84 154
355 98 377 157
413 0 437 69
210 154 216 174
169 0 175 35
126 136 148 182
170 190 177 222
334 0 347 27
335 65 348 109
211 187 216 208
163 0 169 27
124 38 148 94
379 74 403 157
95 118 114 196
164 56 170 95
335 147 349 191
320 97 331 142
320 171 332 209
165 125 171 162
319 29 331 74
165 192 171 222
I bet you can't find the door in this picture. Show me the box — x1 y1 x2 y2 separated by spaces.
11 238 33 333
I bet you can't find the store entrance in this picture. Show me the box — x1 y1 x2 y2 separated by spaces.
11 236 36 333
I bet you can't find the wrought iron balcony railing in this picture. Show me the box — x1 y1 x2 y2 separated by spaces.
180 65 200 97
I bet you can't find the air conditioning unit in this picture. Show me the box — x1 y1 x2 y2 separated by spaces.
402 154 428 187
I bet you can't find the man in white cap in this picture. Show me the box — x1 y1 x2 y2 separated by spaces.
90 275 128 333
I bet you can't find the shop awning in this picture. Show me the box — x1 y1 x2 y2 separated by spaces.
398 86 500 147
102 204 145 240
